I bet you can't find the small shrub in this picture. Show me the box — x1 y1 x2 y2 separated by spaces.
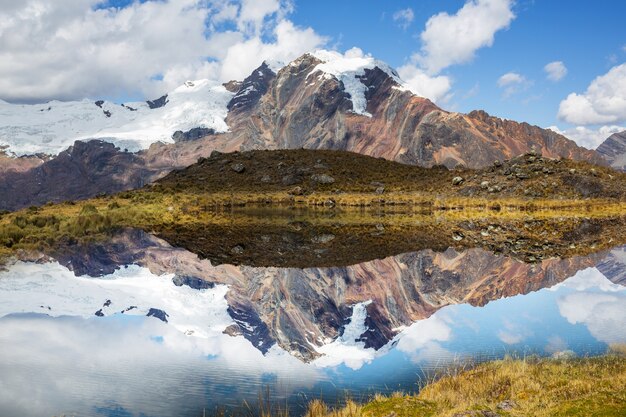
79 204 99 216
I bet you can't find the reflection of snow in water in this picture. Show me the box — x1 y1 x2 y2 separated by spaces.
313 300 377 369
0 261 232 338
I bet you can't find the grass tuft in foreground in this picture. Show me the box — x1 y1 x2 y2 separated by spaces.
305 352 626 417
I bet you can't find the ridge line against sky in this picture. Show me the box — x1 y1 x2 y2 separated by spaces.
0 0 625 149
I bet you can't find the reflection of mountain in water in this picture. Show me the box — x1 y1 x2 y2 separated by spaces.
596 246 626 285
19 229 618 361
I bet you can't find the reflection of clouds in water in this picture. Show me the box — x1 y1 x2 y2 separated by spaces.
0 314 322 417
0 261 233 338
554 268 626 345
550 267 624 292
557 291 626 345
545 335 568 353
497 318 533 345
396 314 453 364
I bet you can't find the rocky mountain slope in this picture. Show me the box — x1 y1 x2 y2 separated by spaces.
597 130 626 171
0 51 607 210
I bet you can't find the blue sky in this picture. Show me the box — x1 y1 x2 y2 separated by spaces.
1 0 625 148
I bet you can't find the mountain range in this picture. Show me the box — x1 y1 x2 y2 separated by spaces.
0 50 623 210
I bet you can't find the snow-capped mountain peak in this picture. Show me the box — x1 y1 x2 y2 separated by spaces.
307 48 408 117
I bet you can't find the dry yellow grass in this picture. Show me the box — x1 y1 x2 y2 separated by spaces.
1 190 625 263
304 353 626 417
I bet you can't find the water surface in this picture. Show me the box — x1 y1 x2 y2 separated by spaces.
0 225 624 417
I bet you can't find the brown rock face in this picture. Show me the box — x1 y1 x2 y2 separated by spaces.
223 54 603 168
597 130 626 171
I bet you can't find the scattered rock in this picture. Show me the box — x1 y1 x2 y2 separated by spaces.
223 324 242 337
452 176 464 186
260 174 272 183
311 234 335 244
569 169 576 174
311 173 335 184
282 174 302 185
289 186 304 196
146 308 169 323
493 160 502 167
231 245 244 254
172 127 215 142
375 186 385 194
230 163 245 173
452 232 465 241
210 150 223 158
497 400 517 411
552 350 577 360
480 181 490 189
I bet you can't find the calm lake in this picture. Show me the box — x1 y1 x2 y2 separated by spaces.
0 224 624 417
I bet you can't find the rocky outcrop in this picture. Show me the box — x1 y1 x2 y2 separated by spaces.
146 94 168 109
597 130 626 171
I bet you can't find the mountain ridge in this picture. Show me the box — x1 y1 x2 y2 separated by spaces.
0 50 612 210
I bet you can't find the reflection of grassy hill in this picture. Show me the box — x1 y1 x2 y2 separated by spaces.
1 149 626 262
308 352 626 417
1 197 626 265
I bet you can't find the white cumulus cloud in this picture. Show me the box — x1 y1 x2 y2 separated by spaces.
498 72 525 87
397 0 514 104
497 71 528 97
558 63 626 125
547 125 625 149
0 0 326 103
415 0 515 74
393 7 414 30
544 61 567 82
397 64 453 104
